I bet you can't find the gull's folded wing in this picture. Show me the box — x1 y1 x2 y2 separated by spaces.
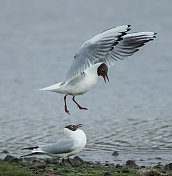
39 138 75 154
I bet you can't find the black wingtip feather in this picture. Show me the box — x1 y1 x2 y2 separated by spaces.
127 25 131 31
22 146 38 150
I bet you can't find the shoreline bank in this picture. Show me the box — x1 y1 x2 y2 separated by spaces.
1 153 171 176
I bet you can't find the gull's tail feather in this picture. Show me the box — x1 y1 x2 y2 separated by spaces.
20 151 46 157
39 82 63 92
21 146 46 157
20 152 38 157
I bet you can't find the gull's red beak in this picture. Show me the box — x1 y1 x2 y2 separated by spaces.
102 74 109 84
76 124 83 128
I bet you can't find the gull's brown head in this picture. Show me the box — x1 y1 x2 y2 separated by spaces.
97 63 109 83
65 124 83 131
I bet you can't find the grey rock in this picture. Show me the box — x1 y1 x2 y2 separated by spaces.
4 155 21 163
155 157 162 160
112 151 119 156
126 160 138 168
165 163 172 170
72 156 83 162
104 172 113 176
45 158 58 164
136 168 168 176
116 164 122 168
154 163 163 169
122 168 129 173
72 155 84 166
1 150 9 154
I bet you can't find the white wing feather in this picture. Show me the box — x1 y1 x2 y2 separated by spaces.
66 25 156 81
66 25 131 81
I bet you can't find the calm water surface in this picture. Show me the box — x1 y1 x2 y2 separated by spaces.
0 0 172 166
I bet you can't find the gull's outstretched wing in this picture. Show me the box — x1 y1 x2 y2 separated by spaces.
100 32 156 66
65 25 156 82
66 25 131 81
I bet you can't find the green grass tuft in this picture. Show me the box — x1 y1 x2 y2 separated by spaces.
0 160 33 176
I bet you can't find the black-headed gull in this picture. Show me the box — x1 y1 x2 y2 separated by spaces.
22 124 86 166
40 25 156 114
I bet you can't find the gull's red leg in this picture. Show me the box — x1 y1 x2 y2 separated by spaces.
72 96 88 110
67 157 74 167
62 158 66 166
64 95 70 115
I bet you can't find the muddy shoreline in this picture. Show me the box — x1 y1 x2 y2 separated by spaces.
1 152 172 176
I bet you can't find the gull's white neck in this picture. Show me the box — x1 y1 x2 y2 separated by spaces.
64 128 85 139
64 128 86 145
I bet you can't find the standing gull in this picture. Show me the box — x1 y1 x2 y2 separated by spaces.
22 124 86 166
40 25 156 114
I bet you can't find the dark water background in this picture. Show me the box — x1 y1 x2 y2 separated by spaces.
0 0 172 166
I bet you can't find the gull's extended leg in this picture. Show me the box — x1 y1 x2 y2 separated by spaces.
67 157 74 167
64 95 70 115
72 96 88 110
62 158 66 166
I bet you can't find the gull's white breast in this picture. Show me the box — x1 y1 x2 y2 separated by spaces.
63 128 87 157
60 63 101 96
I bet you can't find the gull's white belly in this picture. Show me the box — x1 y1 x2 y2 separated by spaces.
54 63 101 96
64 72 98 95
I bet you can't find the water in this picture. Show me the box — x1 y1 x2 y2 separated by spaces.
0 0 172 166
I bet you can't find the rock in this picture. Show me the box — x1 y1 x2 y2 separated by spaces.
112 151 119 156
104 172 113 176
4 155 21 163
126 160 138 168
1 150 9 154
154 162 163 169
116 164 122 168
122 168 129 173
45 158 58 164
72 156 84 166
165 163 172 170
72 156 83 163
155 157 162 160
105 163 109 166
136 168 168 176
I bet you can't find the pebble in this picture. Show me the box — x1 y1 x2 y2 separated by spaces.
4 155 21 163
112 151 119 156
116 164 122 168
165 163 172 170
45 158 58 164
72 156 83 163
104 172 113 176
1 150 9 154
136 168 168 176
122 168 129 173
126 160 138 168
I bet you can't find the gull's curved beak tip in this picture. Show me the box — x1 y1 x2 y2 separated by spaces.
76 124 83 128
106 75 109 82
103 74 109 84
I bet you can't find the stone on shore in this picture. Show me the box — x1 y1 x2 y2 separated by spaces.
4 155 21 163
136 168 168 176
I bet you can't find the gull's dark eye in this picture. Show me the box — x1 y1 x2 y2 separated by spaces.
101 69 105 73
